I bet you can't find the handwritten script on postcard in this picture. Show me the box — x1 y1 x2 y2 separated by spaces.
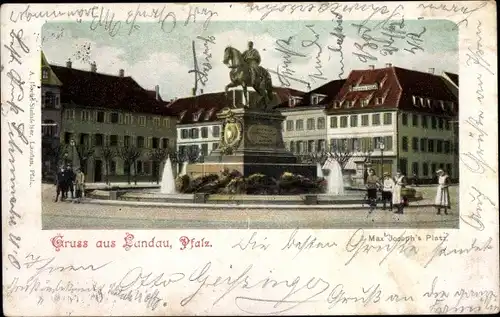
1 2 499 315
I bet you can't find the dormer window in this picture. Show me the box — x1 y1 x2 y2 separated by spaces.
289 96 302 107
345 100 352 108
379 75 388 88
179 110 187 122
376 97 384 105
333 100 342 109
356 75 364 86
311 94 325 105
361 99 369 107
426 98 431 108
412 95 417 105
205 108 215 120
310 93 326 105
193 109 203 122
449 101 455 112
439 100 446 111
419 97 424 107
42 68 49 79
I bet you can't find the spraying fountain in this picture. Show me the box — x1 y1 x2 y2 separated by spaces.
316 162 324 179
180 161 188 176
325 158 345 195
160 156 176 194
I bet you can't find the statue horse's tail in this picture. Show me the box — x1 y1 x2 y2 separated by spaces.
263 70 273 102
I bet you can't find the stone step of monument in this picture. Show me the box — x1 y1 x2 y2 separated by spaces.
83 199 435 210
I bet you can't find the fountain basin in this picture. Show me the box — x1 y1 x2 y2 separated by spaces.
87 188 367 206
86 185 426 208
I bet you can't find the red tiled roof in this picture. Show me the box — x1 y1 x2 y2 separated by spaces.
325 66 458 116
169 87 305 124
276 79 346 109
50 65 176 117
167 92 230 124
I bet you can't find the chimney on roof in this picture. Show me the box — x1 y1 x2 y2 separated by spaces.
200 89 204 94
119 69 124 77
385 63 392 68
90 61 97 73
66 58 72 68
192 87 196 96
155 85 160 101
428 68 435 74
368 65 375 70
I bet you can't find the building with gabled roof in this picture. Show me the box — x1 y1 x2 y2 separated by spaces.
42 54 178 183
441 71 459 98
41 52 64 180
324 64 458 184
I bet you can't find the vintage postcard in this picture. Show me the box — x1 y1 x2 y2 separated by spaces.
2 1 499 315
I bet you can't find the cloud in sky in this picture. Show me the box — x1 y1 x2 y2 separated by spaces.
42 20 458 100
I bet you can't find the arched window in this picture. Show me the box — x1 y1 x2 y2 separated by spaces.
42 67 49 79
44 92 56 108
42 120 57 137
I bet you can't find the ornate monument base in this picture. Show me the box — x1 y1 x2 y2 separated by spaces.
186 108 316 179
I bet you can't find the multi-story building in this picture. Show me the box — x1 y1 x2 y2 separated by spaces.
169 87 304 159
278 79 346 155
47 59 177 183
41 52 64 179
325 64 459 184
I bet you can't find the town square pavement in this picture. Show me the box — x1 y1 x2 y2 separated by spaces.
41 184 459 230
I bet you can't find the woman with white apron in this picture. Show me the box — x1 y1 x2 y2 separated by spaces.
392 171 406 214
434 169 450 215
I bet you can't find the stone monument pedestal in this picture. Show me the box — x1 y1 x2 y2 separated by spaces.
186 108 316 179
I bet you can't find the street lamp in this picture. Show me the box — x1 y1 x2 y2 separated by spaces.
379 141 385 176
70 139 76 169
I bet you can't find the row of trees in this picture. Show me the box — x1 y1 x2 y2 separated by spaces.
45 143 203 184
296 149 356 171
44 143 366 183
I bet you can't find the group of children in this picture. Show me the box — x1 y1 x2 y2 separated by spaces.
55 164 85 203
364 168 451 215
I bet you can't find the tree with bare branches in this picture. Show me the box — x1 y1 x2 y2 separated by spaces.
149 148 169 184
186 146 200 163
74 144 95 174
327 144 354 172
101 147 116 185
297 151 329 165
118 146 142 184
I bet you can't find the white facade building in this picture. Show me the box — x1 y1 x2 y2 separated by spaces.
325 65 458 184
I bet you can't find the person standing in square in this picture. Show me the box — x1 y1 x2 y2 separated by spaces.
392 171 406 214
365 169 380 213
55 166 67 202
74 168 86 203
382 172 395 211
434 169 451 215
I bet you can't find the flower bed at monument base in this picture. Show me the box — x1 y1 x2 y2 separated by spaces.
175 170 326 195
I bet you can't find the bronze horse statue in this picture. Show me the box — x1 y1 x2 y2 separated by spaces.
223 46 274 110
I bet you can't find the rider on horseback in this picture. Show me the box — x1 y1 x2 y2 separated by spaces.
242 41 261 84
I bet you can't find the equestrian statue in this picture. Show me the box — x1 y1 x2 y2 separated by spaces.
223 41 274 110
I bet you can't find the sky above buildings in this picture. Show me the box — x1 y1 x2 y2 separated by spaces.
42 19 458 101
